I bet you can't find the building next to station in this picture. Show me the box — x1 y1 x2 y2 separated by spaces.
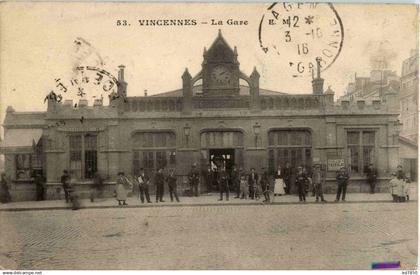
0 31 402 201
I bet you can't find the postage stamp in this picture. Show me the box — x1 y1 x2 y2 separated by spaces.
258 2 344 77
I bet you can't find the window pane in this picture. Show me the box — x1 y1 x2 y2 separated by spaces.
156 151 167 169
278 132 288 145
70 135 82 149
347 132 359 145
85 151 97 179
290 132 303 145
362 131 375 145
85 135 97 150
268 132 275 146
363 146 374 173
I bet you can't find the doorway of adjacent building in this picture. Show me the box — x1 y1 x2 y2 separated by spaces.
209 149 235 191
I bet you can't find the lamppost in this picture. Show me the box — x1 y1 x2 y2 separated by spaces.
184 124 191 147
253 123 261 147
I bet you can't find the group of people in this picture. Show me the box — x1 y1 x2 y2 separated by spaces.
390 164 411 202
0 161 410 206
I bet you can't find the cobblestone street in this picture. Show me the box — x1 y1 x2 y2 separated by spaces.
0 199 417 270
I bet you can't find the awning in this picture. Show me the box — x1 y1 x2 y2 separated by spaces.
0 129 43 148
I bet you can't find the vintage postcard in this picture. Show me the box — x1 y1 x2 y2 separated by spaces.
0 1 418 271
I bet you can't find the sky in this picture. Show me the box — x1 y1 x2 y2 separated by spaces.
0 2 418 132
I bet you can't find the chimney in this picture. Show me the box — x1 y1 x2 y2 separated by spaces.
144 89 148 97
312 57 324 95
250 67 261 112
117 65 128 97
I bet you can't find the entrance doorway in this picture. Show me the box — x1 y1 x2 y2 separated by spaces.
209 149 235 191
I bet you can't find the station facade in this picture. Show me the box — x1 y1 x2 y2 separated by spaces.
1 32 401 200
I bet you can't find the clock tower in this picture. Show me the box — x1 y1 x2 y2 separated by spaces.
202 30 240 96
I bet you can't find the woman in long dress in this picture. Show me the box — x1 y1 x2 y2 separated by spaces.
273 165 286 196
116 172 128 206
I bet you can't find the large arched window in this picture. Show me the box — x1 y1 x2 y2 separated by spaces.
267 130 312 173
132 131 176 176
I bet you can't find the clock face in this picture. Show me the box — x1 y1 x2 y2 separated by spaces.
211 65 233 85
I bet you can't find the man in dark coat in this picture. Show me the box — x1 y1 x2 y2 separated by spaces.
0 173 11 203
155 168 165 203
218 166 230 201
34 172 45 201
231 165 240 198
335 166 350 202
167 168 180 202
188 164 200 197
282 162 292 194
60 170 70 203
90 172 103 202
260 167 271 202
203 164 213 193
248 168 259 199
366 163 377 194
295 166 308 202
138 168 152 203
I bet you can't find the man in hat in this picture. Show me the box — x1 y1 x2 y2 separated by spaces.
366 163 377 194
230 164 240 198
312 163 327 203
335 166 350 202
248 168 259 199
295 166 308 202
188 163 200 197
60 170 71 203
282 162 292 194
137 168 152 203
155 168 165 202
218 165 230 201
260 167 271 202
167 168 180 202
203 164 214 193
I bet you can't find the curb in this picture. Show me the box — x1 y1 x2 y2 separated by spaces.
0 199 415 212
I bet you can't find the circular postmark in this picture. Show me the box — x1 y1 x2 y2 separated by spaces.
258 2 344 77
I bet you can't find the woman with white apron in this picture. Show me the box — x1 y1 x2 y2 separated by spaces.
274 165 286 196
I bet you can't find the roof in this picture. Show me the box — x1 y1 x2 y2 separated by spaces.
3 111 46 127
149 85 287 97
0 129 43 148
399 135 418 148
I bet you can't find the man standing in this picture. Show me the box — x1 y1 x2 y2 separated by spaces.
34 172 45 201
231 165 240 198
155 168 165 203
138 168 152 203
366 163 377 194
60 170 70 203
313 164 327 203
203 164 213 193
260 167 271 203
167 168 180 202
188 164 200 197
335 166 350 202
295 166 308 202
283 162 292 194
396 164 410 201
248 168 259 200
218 166 229 201
90 172 103 202
0 173 11 203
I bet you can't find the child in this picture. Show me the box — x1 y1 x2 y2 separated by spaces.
239 170 249 199
389 172 399 202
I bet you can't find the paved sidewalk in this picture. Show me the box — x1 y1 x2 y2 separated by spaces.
0 188 417 211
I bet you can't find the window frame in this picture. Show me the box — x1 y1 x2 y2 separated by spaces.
346 129 376 176
68 133 98 180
